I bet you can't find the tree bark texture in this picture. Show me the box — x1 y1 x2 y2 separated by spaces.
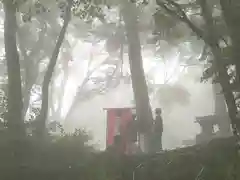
198 0 239 135
220 0 240 86
36 0 72 137
4 0 25 137
3 1 26 178
121 0 153 151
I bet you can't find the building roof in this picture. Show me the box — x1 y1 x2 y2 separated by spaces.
195 115 219 125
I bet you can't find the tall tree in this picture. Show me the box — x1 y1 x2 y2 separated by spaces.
121 0 153 151
220 0 240 86
198 0 238 134
18 20 48 117
3 1 26 177
155 0 240 134
3 0 25 137
36 0 73 137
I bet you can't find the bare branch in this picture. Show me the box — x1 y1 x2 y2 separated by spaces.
195 166 204 180
64 56 112 121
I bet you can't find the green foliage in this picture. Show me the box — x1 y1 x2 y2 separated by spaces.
18 0 107 22
51 128 94 155
72 0 105 21
0 135 237 180
153 0 237 86
134 138 238 180
0 124 95 179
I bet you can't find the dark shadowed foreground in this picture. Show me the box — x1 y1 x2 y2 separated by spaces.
0 135 238 180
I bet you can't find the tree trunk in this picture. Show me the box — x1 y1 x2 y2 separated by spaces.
50 62 68 122
3 1 26 177
36 0 72 137
213 83 227 115
18 24 47 118
198 0 239 135
121 0 153 152
4 0 25 137
220 0 240 86
213 83 231 134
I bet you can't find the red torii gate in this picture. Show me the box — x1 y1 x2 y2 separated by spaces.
103 107 136 154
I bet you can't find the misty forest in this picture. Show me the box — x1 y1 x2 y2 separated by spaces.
1 0 240 179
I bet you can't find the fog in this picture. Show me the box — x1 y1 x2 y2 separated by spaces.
64 65 215 150
58 39 216 150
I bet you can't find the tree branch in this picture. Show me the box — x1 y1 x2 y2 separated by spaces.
36 0 73 138
156 0 206 41
63 56 112 121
